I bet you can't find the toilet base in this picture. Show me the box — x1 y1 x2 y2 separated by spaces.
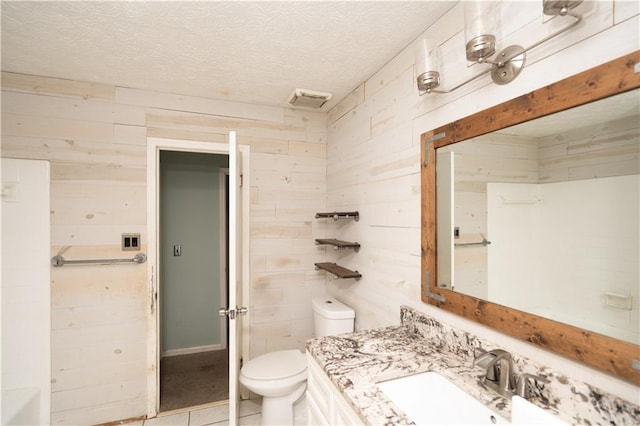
260 382 306 425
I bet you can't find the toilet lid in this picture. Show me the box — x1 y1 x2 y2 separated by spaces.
242 350 306 380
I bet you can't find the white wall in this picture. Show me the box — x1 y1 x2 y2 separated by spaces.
487 182 542 309
540 176 639 343
1 158 51 425
326 0 639 404
488 176 639 345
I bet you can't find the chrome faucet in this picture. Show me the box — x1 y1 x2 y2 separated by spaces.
474 349 516 397
516 373 550 399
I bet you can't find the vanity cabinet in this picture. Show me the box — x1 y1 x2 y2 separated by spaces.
314 211 361 280
306 351 363 425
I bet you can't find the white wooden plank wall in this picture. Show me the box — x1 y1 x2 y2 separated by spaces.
324 0 639 401
1 1 638 422
539 115 640 182
1 74 327 424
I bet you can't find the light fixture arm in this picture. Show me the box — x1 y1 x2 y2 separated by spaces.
421 67 492 95
525 8 582 55
418 4 583 95
490 8 582 68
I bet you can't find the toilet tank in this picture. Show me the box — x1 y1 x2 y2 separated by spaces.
312 297 355 337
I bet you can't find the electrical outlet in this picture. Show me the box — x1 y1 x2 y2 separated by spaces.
122 233 140 251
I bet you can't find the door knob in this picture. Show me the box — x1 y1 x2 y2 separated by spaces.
219 306 248 319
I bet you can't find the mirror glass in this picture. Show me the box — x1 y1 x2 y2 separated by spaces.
435 89 639 345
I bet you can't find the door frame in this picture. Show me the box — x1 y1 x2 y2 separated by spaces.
146 137 250 418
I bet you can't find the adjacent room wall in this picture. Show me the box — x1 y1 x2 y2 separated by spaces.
160 151 228 354
0 76 327 424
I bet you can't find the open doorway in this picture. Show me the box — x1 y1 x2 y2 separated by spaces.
158 151 229 412
147 136 250 422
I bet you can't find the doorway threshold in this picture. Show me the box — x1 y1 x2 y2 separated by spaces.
158 399 230 418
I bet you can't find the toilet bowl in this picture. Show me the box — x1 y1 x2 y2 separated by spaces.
239 296 354 425
239 349 307 397
239 350 307 425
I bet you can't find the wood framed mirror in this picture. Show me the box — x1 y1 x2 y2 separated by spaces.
421 51 640 384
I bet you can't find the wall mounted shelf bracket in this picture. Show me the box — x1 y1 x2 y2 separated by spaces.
315 211 359 221
315 262 361 280
424 272 446 303
315 238 360 252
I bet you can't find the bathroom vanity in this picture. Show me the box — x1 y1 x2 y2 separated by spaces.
306 353 362 425
305 306 640 425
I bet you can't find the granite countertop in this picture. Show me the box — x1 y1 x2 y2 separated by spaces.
306 306 640 426
306 325 512 425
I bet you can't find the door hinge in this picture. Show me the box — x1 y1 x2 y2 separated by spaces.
240 174 244 187
150 266 156 314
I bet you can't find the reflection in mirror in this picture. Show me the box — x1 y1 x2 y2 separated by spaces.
435 89 639 345
421 51 640 384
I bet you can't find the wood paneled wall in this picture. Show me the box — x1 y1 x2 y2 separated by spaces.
1 1 638 423
1 73 327 424
539 114 640 182
324 0 639 405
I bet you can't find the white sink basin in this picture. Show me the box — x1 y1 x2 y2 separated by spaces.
512 396 569 425
378 371 510 425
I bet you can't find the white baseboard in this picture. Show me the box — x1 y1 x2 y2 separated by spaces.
161 343 225 358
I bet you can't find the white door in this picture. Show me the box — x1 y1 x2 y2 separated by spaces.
146 136 249 420
223 131 246 425
436 150 455 290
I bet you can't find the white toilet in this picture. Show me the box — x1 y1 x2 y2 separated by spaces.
239 296 355 425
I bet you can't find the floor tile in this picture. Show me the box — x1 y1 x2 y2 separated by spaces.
238 413 261 426
189 404 229 426
141 395 309 426
239 399 261 417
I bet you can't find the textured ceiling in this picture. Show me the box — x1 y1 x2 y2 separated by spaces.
1 1 455 110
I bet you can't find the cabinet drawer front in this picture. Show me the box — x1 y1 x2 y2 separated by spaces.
307 351 363 425
306 354 332 414
306 390 330 426
332 391 363 425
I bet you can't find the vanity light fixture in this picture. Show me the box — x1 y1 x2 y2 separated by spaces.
415 0 584 95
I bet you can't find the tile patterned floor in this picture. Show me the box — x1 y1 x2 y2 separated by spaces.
129 397 308 426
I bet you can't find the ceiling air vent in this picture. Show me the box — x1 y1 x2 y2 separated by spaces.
287 88 332 109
